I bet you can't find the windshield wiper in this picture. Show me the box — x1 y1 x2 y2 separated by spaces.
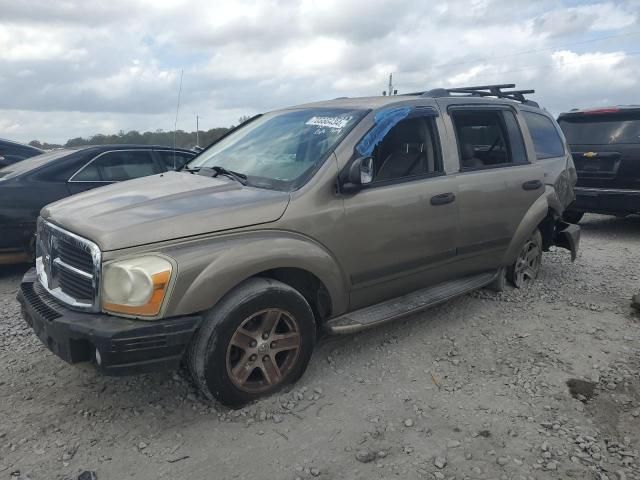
197 166 248 185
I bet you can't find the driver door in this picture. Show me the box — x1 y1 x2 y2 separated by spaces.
341 108 460 309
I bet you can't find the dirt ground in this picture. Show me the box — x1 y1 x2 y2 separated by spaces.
1 214 639 480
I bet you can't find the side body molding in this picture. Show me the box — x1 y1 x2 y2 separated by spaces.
161 230 349 318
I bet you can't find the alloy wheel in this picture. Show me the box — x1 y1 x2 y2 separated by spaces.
226 309 301 393
512 238 541 288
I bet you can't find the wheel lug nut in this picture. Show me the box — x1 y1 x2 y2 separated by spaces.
270 342 276 348
262 332 269 340
262 355 269 362
249 354 257 361
250 340 257 348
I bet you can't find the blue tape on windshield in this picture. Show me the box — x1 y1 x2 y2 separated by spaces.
356 106 412 157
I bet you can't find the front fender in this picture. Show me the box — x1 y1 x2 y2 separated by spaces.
501 194 549 265
162 230 349 317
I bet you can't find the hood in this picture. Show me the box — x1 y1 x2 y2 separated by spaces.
42 171 290 251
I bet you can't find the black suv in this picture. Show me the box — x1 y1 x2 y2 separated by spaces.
558 106 640 223
0 138 43 167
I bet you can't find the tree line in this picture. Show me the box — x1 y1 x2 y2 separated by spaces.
28 127 233 151
27 116 256 151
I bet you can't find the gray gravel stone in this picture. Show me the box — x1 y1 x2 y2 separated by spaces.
355 448 376 463
433 456 447 469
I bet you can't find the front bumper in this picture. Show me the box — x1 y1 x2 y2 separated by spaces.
571 187 640 215
17 268 202 376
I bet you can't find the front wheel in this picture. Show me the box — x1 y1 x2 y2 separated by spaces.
188 277 316 408
507 230 542 288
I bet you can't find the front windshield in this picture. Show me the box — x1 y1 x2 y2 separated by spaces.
187 107 366 189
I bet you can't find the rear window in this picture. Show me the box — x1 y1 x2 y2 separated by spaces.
522 111 565 159
0 149 72 179
559 113 640 145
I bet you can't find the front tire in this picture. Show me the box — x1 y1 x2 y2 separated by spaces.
188 277 316 408
507 230 542 288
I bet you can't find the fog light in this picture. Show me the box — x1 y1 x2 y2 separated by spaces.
95 348 102 366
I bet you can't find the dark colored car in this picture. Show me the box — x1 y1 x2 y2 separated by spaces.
0 138 44 167
0 145 197 264
558 106 640 222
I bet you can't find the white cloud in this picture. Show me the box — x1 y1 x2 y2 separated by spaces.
0 0 639 143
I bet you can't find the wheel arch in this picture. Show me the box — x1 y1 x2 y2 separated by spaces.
165 231 348 319
256 267 333 324
501 194 549 265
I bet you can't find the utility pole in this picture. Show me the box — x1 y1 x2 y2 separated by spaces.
382 73 397 96
196 115 200 147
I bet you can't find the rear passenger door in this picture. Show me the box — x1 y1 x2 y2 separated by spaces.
521 110 575 210
67 150 161 194
445 105 544 269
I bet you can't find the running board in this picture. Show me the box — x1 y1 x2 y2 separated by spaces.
325 271 498 334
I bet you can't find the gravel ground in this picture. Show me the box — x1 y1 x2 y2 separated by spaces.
1 214 639 480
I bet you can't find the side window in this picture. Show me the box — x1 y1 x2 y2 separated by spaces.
522 111 565 159
360 116 442 184
72 151 158 182
156 150 195 170
451 110 514 170
503 111 528 165
71 161 100 181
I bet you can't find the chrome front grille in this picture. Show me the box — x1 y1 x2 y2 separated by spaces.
35 218 101 311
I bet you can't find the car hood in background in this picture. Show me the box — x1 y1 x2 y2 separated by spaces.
41 171 290 251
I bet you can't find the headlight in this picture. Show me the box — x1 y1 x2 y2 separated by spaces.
102 255 173 317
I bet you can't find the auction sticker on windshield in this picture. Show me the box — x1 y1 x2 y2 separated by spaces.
306 116 352 130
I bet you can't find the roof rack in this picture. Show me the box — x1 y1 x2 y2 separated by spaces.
408 84 539 107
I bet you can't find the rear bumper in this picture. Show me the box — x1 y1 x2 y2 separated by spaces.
17 268 202 376
571 187 640 215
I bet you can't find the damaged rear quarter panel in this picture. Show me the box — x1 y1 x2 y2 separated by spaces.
540 154 577 214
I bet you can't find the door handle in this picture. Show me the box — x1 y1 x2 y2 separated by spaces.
430 192 456 206
522 180 542 191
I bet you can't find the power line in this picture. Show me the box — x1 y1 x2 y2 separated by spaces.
431 30 640 71
457 49 640 85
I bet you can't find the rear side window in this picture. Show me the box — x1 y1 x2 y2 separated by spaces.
451 110 520 170
72 151 158 182
559 113 640 145
522 111 565 159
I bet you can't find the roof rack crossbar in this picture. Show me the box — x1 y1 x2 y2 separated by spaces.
447 83 515 93
418 84 537 106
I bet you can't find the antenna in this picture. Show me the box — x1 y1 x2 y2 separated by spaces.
173 69 184 170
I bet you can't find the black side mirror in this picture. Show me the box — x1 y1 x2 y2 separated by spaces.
340 156 373 194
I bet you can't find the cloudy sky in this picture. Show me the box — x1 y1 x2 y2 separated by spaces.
1 0 639 143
